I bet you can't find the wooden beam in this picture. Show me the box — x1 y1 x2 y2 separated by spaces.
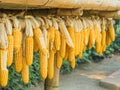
84 10 120 19
0 0 120 11
0 9 83 16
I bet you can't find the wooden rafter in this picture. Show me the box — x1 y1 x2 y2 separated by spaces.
0 0 120 11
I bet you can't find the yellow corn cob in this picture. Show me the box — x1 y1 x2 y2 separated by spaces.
67 26 75 62
48 26 55 42
0 50 8 87
68 48 75 62
13 29 22 53
0 69 8 87
83 44 86 52
14 47 23 72
101 30 106 53
83 30 86 53
95 32 102 54
7 35 14 67
54 30 61 51
63 45 68 60
78 52 82 58
21 57 29 84
39 49 48 79
33 38 39 52
56 52 63 69
0 51 1 72
94 25 99 41
70 59 76 69
59 21 74 48
84 28 88 45
88 29 95 49
75 32 79 56
48 50 55 79
101 30 106 46
64 52 68 60
81 30 85 52
33 27 46 51
78 31 82 55
102 44 107 52
86 28 90 45
25 37 33 66
98 50 102 55
108 21 115 41
106 30 111 46
59 34 66 58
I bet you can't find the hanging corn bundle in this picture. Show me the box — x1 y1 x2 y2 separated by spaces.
0 13 116 86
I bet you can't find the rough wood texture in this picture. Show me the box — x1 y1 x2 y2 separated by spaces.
84 10 120 18
1 0 120 10
44 56 59 90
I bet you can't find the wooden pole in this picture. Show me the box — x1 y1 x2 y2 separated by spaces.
44 56 60 90
1 0 120 10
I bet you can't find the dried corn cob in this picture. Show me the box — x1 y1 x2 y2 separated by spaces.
67 26 75 62
14 47 23 72
4 18 14 67
39 49 48 79
48 26 55 43
21 57 29 84
59 21 74 48
7 35 13 67
12 17 22 53
101 30 106 46
0 50 8 87
78 52 83 58
26 16 46 52
70 59 76 69
75 32 79 56
33 38 39 52
54 30 61 51
95 32 102 54
33 27 46 50
108 20 115 41
25 37 33 65
48 50 55 79
59 34 66 58
56 52 63 69
63 46 68 60
25 19 33 66
13 29 22 52
74 19 80 56
106 30 111 46
88 29 95 49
